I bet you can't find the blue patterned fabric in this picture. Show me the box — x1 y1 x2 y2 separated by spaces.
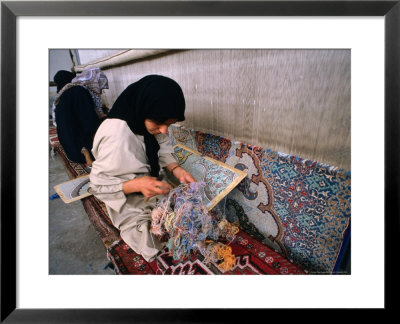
169 125 351 274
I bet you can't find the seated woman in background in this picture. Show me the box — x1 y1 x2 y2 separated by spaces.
51 70 75 125
89 75 195 262
54 70 76 93
53 67 109 165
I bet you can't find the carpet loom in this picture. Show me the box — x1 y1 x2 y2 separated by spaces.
49 125 306 275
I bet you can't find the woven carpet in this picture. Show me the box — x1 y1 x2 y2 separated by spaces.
108 229 304 275
170 125 351 274
49 125 305 274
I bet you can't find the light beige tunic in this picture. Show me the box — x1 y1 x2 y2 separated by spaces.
89 118 177 262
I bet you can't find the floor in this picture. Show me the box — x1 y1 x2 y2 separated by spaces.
48 148 114 275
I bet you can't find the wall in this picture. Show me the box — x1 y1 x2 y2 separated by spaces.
76 49 351 171
49 49 75 83
49 49 76 116
76 49 123 66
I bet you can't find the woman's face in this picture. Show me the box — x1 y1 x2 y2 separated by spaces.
144 118 178 135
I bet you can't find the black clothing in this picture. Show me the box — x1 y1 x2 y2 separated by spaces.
55 86 101 164
53 70 76 93
107 75 186 177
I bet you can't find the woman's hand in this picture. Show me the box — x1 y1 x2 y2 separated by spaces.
172 166 195 184
122 176 171 198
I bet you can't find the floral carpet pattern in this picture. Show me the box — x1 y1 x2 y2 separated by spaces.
50 125 304 275
107 230 305 275
50 125 350 274
169 125 351 274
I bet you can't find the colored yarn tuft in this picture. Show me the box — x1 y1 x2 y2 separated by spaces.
150 182 239 272
198 241 237 273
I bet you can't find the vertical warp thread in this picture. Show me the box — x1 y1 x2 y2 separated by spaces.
89 49 350 170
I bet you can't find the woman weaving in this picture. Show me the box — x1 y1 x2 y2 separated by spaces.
53 67 109 165
89 75 195 262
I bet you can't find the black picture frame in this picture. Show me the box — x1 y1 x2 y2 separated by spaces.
1 0 399 322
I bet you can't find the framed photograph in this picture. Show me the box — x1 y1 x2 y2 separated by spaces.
2 0 398 321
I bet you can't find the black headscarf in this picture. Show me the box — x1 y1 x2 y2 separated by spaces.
54 70 76 93
107 75 186 177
